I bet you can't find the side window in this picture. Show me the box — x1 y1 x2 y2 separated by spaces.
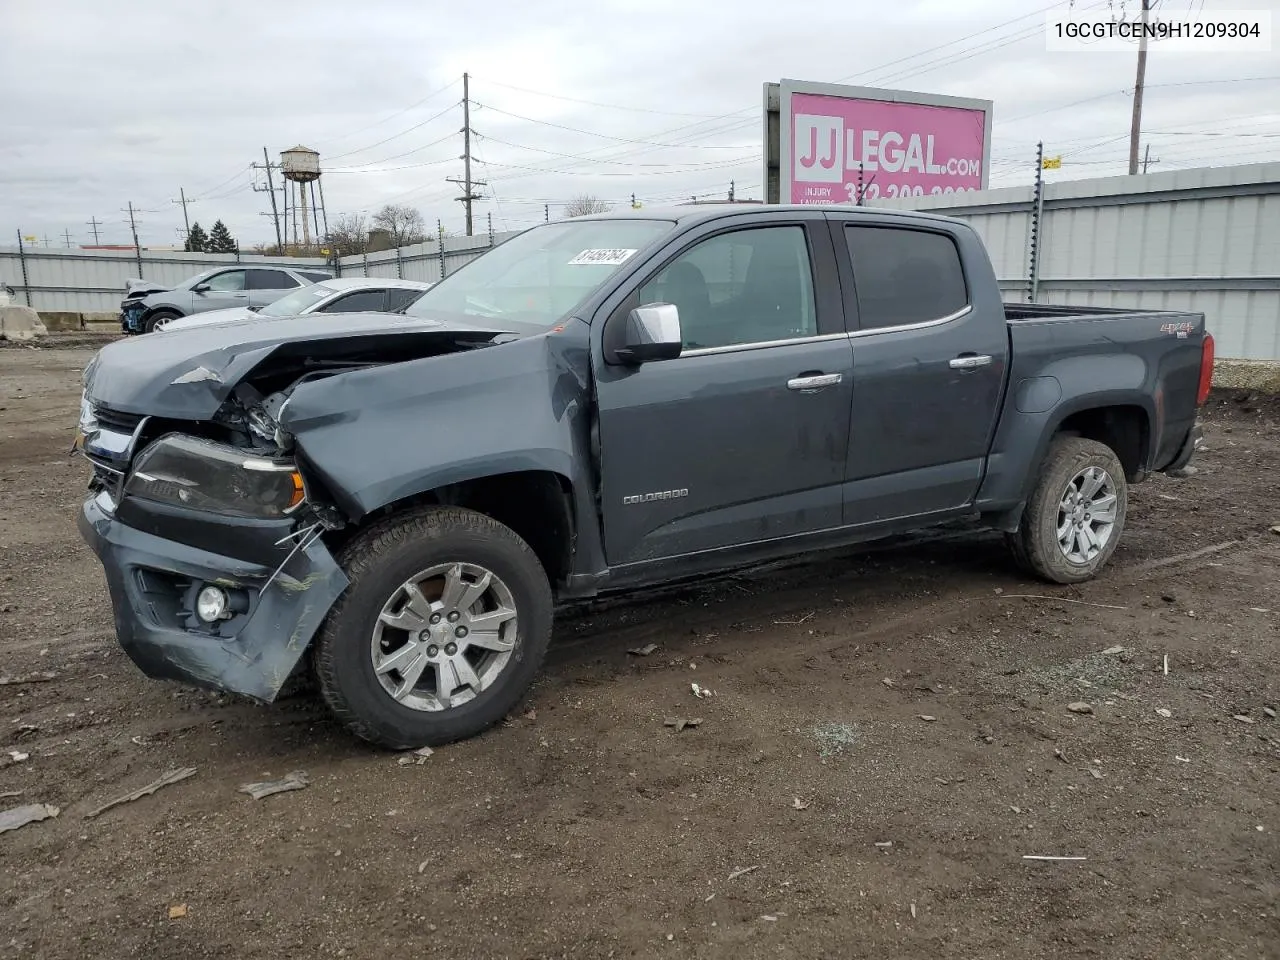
637 226 817 351
247 269 300 291
319 289 387 313
386 288 424 312
844 226 968 330
204 270 246 292
299 271 333 283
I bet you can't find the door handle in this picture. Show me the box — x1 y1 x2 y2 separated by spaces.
949 354 992 370
787 372 843 392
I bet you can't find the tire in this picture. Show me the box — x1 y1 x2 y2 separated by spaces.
142 310 180 334
1007 436 1128 584
313 506 553 749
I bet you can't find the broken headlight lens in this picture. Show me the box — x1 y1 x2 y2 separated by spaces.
125 434 305 519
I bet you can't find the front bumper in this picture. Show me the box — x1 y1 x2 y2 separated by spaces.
120 302 146 334
77 493 349 702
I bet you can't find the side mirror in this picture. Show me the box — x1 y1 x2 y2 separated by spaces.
193 283 211 294
616 303 682 365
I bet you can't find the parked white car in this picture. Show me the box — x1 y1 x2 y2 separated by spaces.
156 278 432 332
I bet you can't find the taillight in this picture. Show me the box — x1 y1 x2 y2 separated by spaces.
1196 332 1215 407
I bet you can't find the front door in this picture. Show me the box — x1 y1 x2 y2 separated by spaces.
193 269 249 314
831 218 1008 525
594 219 853 567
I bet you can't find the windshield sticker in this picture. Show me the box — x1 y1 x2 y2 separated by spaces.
568 248 637 266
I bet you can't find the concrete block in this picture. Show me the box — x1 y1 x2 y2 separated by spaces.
0 305 48 341
39 311 85 332
83 311 119 325
1213 359 1280 394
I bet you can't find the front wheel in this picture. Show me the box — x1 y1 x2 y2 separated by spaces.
313 506 553 749
142 310 180 333
1008 436 1128 584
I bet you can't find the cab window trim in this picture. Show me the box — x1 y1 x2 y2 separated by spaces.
629 221 828 360
837 223 972 334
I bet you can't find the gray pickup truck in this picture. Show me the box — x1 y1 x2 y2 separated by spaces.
76 205 1214 748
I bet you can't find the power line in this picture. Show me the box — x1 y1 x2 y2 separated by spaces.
472 102 753 149
468 76 725 118
326 100 460 161
311 77 461 148
188 165 253 201
325 131 459 170
474 131 757 168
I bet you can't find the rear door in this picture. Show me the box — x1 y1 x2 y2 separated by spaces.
830 216 1008 525
593 215 853 566
246 268 302 308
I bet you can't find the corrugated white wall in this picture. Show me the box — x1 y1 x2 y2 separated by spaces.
335 232 519 283
0 233 514 312
873 162 1280 360
0 247 331 313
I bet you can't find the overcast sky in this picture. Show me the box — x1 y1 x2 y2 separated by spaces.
3 0 1277 248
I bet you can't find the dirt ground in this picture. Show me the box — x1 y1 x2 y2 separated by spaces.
1 341 1277 960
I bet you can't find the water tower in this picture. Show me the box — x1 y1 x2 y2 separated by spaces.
280 145 326 250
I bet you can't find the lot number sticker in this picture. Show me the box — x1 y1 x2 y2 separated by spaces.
568 248 637 266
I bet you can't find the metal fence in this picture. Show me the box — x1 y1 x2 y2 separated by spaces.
334 231 519 283
871 161 1280 361
0 231 519 314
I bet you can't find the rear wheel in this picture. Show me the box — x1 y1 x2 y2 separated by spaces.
313 506 553 749
142 310 180 333
1008 436 1128 584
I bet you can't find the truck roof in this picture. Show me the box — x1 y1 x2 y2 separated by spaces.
570 203 967 229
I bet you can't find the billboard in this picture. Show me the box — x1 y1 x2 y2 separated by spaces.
763 80 992 205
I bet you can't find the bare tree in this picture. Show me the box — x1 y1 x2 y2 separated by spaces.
564 194 612 218
371 204 427 247
325 212 370 257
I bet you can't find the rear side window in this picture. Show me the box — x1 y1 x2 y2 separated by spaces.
299 271 333 283
844 226 968 330
386 288 424 312
320 289 387 313
247 269 300 291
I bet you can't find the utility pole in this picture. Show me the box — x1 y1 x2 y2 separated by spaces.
1141 143 1159 174
86 216 102 245
173 187 191 240
1128 0 1151 175
253 147 283 250
124 202 143 278
446 73 485 236
62 228 73 248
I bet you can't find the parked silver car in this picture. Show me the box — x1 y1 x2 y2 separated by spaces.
156 278 432 332
120 265 333 334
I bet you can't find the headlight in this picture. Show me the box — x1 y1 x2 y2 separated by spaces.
125 434 305 519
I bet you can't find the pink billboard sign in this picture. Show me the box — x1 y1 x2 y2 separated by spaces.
781 83 991 205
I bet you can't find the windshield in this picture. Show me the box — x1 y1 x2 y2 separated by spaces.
258 282 336 317
404 219 674 328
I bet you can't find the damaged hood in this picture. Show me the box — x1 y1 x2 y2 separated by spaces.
84 311 517 419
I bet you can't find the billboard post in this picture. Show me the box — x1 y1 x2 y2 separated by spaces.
764 80 992 205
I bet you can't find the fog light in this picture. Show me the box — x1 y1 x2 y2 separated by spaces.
195 585 230 623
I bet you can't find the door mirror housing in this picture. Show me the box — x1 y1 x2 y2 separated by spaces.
192 283 211 294
616 303 682 365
